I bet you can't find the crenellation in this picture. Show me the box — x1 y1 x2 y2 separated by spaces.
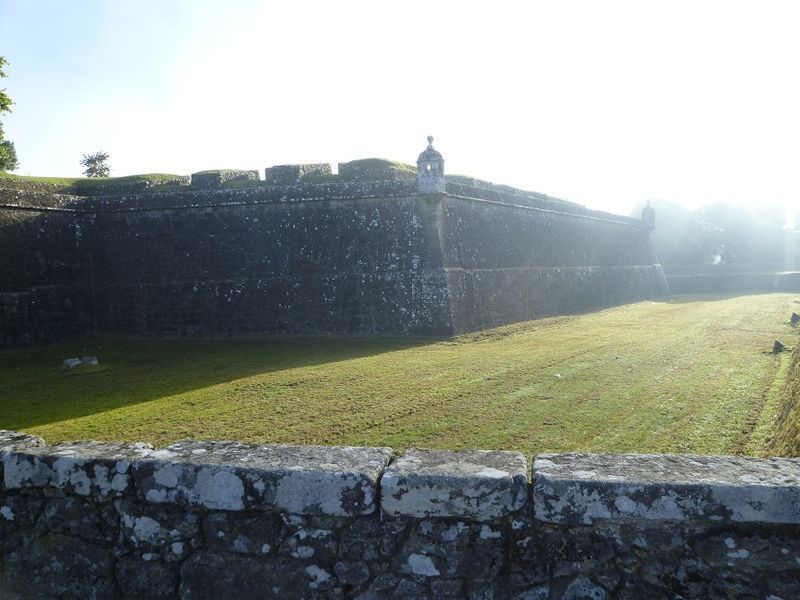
265 163 331 185
190 169 259 189
2 430 800 597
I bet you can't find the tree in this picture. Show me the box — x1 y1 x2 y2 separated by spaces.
81 151 111 178
0 56 19 171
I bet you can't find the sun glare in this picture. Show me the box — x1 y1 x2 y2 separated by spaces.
787 204 797 230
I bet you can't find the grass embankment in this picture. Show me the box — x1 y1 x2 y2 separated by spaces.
1 160 417 192
0 294 797 455
769 343 800 456
0 171 188 194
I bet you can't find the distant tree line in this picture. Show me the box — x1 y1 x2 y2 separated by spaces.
633 200 800 269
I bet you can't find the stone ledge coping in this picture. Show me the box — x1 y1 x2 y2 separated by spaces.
381 449 527 521
133 440 392 516
533 453 800 525
0 430 44 484
0 430 43 454
3 440 154 498
4 431 800 525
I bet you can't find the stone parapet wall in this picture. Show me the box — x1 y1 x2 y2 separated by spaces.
438 196 656 270
0 285 95 347
667 271 800 294
0 183 666 346
2 429 799 598
85 180 419 210
0 188 86 210
0 203 97 346
446 265 669 334
444 182 642 226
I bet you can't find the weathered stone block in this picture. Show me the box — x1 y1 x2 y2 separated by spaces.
393 519 504 581
691 529 800 572
0 430 45 453
0 493 45 554
381 448 527 520
533 453 800 525
179 551 335 598
116 498 201 555
278 525 337 564
133 440 392 516
38 496 119 542
3 440 154 499
4 533 116 599
0 430 44 489
115 556 179 599
338 515 405 564
334 559 371 586
203 510 283 555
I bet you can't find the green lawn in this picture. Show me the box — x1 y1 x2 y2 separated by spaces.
1 294 798 456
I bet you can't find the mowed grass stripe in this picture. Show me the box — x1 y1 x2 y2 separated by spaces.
0 293 797 455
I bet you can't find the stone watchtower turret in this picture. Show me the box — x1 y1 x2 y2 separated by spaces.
417 136 445 193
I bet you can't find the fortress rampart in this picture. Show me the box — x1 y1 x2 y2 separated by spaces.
0 161 667 347
2 428 799 598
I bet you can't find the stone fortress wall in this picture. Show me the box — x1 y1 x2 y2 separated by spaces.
0 143 667 346
2 428 799 599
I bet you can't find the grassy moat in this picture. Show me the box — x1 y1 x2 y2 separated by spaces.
1 294 798 456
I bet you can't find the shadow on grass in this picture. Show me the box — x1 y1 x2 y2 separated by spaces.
0 333 441 431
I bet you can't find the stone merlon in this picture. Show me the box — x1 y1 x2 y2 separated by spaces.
533 453 800 525
381 448 528 520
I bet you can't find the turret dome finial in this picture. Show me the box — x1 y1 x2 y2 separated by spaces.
427 135 434 146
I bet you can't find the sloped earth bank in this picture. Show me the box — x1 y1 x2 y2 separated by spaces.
770 342 800 455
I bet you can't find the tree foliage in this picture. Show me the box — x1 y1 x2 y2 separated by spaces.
80 151 111 178
0 56 18 171
0 139 18 172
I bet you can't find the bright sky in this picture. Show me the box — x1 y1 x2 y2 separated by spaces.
1 0 798 218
